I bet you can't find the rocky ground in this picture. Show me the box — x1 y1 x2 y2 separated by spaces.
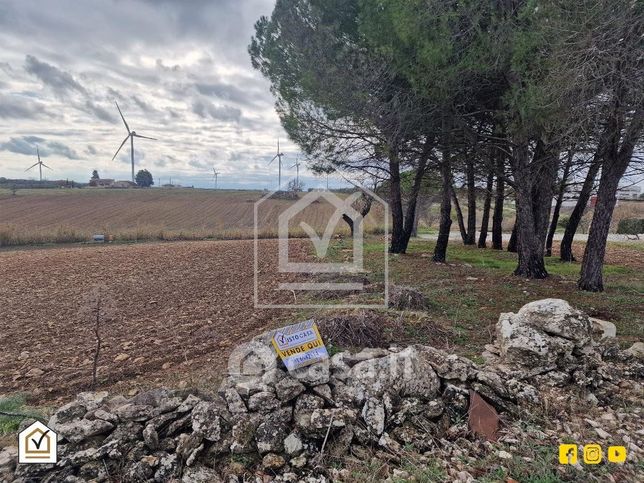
1 299 641 482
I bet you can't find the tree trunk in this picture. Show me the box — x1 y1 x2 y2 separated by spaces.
399 156 429 250
342 214 354 236
465 160 476 245
579 108 643 291
411 196 421 237
433 154 452 262
507 223 517 252
388 151 406 254
511 139 554 279
560 157 602 261
545 150 573 256
530 140 558 250
492 160 505 250
478 171 494 248
451 188 467 244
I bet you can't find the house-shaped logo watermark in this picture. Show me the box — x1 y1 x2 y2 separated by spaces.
18 421 57 464
254 185 388 309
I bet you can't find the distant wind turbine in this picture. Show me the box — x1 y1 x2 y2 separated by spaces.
25 146 51 182
111 101 157 182
290 157 301 188
268 139 284 188
212 168 220 189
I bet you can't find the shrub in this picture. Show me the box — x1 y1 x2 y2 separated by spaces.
557 215 570 229
616 218 644 235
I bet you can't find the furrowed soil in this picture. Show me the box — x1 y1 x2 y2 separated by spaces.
0 188 385 246
0 239 307 405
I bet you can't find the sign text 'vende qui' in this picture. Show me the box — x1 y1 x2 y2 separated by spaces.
271 319 328 371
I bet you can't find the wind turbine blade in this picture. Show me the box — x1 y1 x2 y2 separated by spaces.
112 134 130 160
268 154 278 165
115 101 130 133
41 163 52 170
133 133 157 140
37 146 41 162
26 162 39 171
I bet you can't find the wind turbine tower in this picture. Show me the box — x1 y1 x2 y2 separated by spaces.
111 101 157 182
268 139 284 188
213 168 220 190
25 146 51 182
291 157 301 189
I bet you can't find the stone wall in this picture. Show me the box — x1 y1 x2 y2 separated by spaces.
2 299 641 482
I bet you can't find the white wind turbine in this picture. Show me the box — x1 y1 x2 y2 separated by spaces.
25 146 51 182
290 156 301 189
268 139 284 188
111 101 157 182
212 168 220 189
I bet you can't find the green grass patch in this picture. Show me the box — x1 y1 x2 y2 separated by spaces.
0 395 43 435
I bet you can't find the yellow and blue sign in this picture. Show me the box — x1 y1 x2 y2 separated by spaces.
271 320 329 371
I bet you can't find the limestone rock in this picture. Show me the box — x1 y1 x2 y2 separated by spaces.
230 413 262 454
283 432 304 455
291 360 330 386
625 342 644 359
155 454 178 481
182 465 223 483
416 346 476 381
275 377 306 402
191 401 222 442
248 391 281 413
223 388 247 414
255 407 292 454
0 446 18 477
262 453 286 470
114 403 157 421
362 398 385 435
51 418 114 443
496 299 593 368
143 423 159 450
590 317 617 339
348 346 440 402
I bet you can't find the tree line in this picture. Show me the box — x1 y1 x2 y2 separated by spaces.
249 0 643 292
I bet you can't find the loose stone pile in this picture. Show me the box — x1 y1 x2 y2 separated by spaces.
2 299 641 482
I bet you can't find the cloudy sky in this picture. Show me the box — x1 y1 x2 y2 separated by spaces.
0 0 334 189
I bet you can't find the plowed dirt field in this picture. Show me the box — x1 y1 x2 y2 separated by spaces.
0 239 306 404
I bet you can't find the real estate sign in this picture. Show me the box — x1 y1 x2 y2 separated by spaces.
271 319 328 371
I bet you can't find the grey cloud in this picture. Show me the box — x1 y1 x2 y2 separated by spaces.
0 136 80 159
24 55 87 96
45 141 81 159
132 95 156 113
86 144 98 155
83 100 117 123
188 159 210 170
0 94 48 119
195 82 256 106
192 98 241 122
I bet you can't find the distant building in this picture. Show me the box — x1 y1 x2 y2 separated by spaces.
89 178 115 187
112 180 137 188
617 186 641 200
